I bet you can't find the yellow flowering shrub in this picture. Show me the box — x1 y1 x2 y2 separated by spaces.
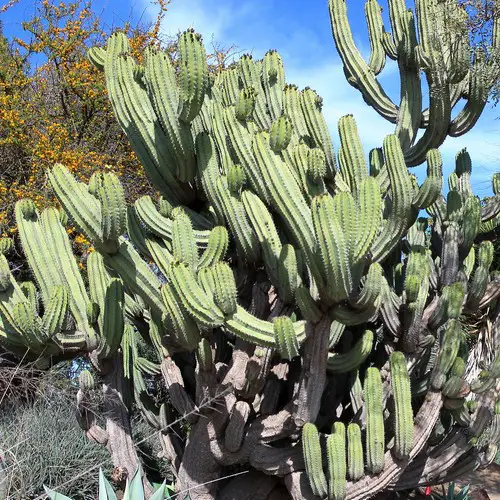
0 0 170 257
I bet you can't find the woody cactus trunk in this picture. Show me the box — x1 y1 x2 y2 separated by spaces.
1 1 500 499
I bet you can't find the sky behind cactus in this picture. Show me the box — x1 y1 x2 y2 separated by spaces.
2 0 499 194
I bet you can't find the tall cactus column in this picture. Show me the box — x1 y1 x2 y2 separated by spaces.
329 0 500 165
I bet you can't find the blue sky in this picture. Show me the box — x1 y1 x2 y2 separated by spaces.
2 0 499 194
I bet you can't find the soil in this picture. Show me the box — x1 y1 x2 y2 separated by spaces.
455 463 500 500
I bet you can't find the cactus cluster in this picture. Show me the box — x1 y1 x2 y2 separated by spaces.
1 2 500 499
329 0 500 166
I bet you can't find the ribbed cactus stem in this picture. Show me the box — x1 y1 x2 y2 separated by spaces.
365 367 385 474
390 351 414 459
302 422 328 498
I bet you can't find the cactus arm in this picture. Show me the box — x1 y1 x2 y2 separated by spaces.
17 205 93 344
302 422 328 498
365 367 385 474
161 283 200 350
371 135 415 262
15 202 61 307
402 279 429 353
252 131 323 286
387 0 407 48
394 10 422 152
103 241 165 319
98 173 128 252
296 285 323 324
382 31 398 60
274 316 300 360
242 190 282 286
301 88 337 179
277 244 299 305
87 46 106 71
350 262 383 311
235 87 257 122
284 84 310 139
269 115 293 152
87 251 110 327
167 262 224 328
390 351 414 460
212 262 237 316
449 50 489 137
103 34 191 204
225 306 306 347
461 196 481 258
11 301 43 349
404 2 452 166
48 164 102 243
223 107 270 201
178 30 208 123
134 195 210 249
365 0 386 75
144 49 196 182
327 329 374 373
213 177 261 263
218 67 240 107
440 221 460 287
328 0 398 123
312 194 352 301
347 423 364 482
327 422 347 500
126 207 152 259
144 234 174 278
337 115 367 190
238 54 271 130
413 149 443 209
172 213 199 270
379 275 401 336
354 177 383 263
198 226 229 269
196 130 226 219
97 278 125 359
430 319 461 389
261 50 285 122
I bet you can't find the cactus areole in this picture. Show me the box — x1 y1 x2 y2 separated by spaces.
2 1 500 499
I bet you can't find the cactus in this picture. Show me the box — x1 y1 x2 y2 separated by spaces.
2 13 500 500
327 422 347 500
302 422 328 498
347 423 364 482
365 367 385 474
390 351 414 459
328 0 500 166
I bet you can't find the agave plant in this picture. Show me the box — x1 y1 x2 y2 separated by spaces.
44 468 172 500
431 482 471 500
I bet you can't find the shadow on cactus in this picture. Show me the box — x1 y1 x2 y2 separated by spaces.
1 1 500 498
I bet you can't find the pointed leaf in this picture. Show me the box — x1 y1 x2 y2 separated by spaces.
99 468 117 500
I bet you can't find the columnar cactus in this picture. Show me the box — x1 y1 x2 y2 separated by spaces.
329 0 500 166
1 5 500 499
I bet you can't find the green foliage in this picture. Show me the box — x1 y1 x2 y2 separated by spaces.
44 468 172 500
